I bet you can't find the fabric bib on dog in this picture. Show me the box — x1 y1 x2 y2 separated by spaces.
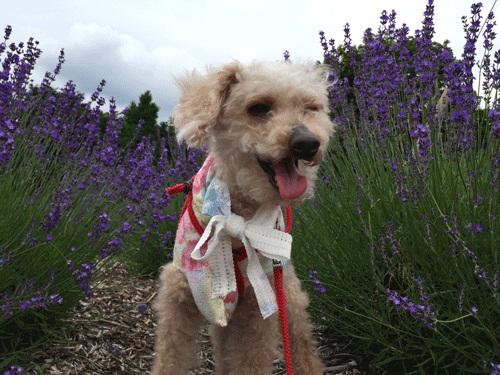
172 154 292 327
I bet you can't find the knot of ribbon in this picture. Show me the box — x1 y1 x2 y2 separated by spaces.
191 207 292 319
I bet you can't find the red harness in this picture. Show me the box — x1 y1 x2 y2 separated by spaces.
167 181 294 374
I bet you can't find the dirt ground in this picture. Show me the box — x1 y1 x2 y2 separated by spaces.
25 262 368 375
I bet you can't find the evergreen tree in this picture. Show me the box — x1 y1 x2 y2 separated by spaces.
119 90 159 149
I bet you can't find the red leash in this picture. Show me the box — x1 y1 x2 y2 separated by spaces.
167 182 293 374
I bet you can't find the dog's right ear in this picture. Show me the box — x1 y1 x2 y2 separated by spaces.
172 62 242 149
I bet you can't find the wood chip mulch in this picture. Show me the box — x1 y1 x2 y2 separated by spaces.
24 262 366 375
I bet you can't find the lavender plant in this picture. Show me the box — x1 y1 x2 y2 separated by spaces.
292 1 500 373
0 26 204 369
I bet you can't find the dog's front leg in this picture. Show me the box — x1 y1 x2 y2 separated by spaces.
210 324 231 375
152 262 205 375
211 284 279 375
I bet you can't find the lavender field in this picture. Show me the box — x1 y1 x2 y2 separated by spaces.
1 0 500 374
293 1 500 374
0 23 206 372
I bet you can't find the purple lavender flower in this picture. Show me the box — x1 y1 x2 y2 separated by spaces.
2 366 23 375
67 261 95 298
322 174 329 185
283 50 290 62
1 269 62 318
104 339 122 357
3 25 12 40
474 266 500 300
446 212 461 236
374 222 401 273
138 303 148 314
472 194 484 206
0 292 14 320
307 267 326 295
395 186 409 203
491 152 500 191
386 288 436 329
0 247 13 268
354 195 363 215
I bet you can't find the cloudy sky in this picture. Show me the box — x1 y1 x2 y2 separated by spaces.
2 0 498 123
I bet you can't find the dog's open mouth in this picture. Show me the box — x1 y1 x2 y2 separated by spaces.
258 157 307 200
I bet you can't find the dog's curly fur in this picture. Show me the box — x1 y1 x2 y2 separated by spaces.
152 61 335 375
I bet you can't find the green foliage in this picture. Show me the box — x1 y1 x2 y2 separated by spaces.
119 90 160 150
293 128 500 372
297 5 500 372
0 99 130 364
121 194 184 277
293 46 500 375
0 48 206 367
120 129 207 277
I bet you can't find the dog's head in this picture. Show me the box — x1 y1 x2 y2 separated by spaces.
173 61 335 212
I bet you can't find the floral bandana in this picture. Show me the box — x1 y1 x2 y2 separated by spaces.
172 154 292 327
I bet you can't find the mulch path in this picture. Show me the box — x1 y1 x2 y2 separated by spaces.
24 262 366 375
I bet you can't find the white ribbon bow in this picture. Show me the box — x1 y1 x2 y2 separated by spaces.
191 207 292 319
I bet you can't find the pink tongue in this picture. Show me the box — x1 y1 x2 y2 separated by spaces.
274 159 308 200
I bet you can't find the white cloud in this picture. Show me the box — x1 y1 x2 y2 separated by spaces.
66 23 196 72
44 23 199 122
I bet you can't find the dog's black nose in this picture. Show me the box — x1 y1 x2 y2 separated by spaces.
289 124 320 159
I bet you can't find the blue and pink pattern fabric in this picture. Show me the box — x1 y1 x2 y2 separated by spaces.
172 154 291 327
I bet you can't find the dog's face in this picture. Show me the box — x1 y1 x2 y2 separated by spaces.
173 61 335 211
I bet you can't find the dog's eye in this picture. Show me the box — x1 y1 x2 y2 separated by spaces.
306 105 319 112
248 103 271 116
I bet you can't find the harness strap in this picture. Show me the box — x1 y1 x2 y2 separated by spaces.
232 249 247 298
274 264 293 375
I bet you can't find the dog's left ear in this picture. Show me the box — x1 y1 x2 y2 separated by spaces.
172 62 242 149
